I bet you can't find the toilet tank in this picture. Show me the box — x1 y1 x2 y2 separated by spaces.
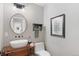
35 42 45 52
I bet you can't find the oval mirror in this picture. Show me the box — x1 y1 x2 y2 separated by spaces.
10 14 27 34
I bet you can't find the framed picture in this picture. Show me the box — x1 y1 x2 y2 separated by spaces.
50 14 65 38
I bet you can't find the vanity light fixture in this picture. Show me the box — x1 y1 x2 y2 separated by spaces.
14 3 25 9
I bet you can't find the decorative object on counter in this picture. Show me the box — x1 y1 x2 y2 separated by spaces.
10 13 27 34
28 41 32 44
30 43 35 47
50 14 65 38
33 24 42 38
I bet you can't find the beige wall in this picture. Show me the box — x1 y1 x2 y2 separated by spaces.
3 3 44 46
44 3 79 56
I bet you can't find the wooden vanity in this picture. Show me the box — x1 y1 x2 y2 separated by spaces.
2 44 35 56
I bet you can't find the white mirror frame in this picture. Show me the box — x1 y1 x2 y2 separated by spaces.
10 13 27 34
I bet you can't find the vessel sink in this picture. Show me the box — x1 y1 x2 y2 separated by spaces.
10 39 28 48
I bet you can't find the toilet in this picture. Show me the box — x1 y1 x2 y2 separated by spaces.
35 42 51 56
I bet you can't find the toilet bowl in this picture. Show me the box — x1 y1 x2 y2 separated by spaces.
35 42 51 56
35 50 50 56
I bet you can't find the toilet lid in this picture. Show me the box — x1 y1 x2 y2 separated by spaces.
35 50 50 56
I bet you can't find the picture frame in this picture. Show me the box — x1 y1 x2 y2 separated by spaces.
50 14 65 38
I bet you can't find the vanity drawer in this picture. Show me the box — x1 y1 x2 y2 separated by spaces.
3 45 35 56
8 49 28 56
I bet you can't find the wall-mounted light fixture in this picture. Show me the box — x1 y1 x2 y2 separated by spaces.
14 3 25 9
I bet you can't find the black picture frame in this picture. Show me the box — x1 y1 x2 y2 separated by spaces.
50 14 65 38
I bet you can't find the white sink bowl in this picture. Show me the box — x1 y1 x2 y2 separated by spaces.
10 40 28 48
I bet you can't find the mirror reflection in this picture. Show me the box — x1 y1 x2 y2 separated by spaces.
10 14 27 34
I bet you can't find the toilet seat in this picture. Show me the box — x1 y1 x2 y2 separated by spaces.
35 50 50 56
